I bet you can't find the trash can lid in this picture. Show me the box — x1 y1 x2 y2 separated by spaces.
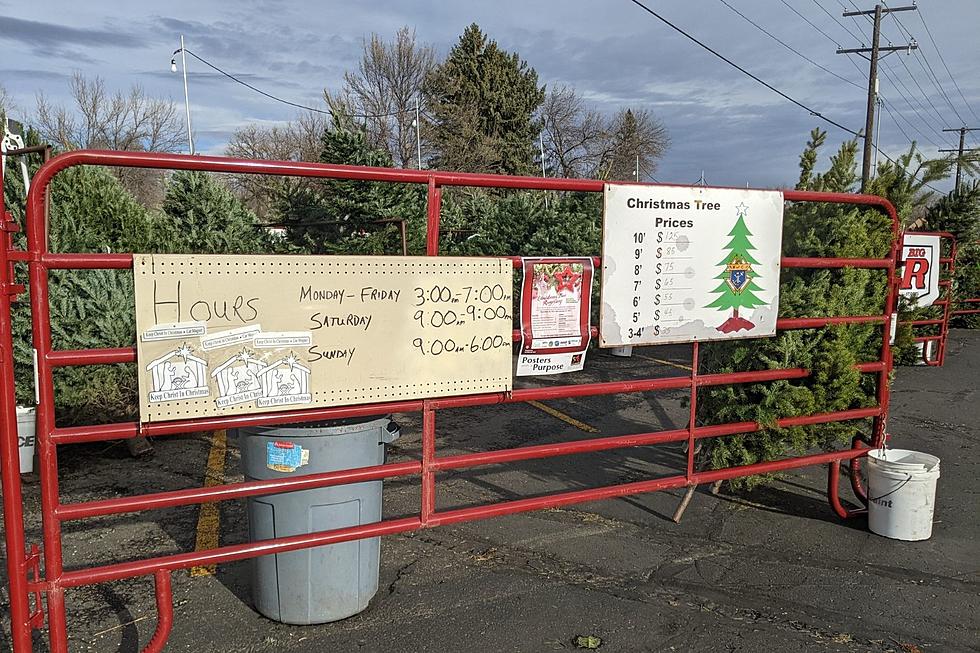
239 415 391 438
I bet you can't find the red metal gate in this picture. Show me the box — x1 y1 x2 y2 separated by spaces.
951 239 980 321
898 231 956 366
0 150 899 652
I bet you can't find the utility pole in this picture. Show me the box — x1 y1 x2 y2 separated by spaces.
540 133 549 208
415 95 423 170
837 4 918 192
170 35 194 155
939 127 980 189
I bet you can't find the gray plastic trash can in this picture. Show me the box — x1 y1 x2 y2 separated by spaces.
238 416 400 624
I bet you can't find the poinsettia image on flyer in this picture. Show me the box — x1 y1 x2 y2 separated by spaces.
533 263 583 299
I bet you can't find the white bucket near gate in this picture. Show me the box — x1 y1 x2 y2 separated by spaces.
16 406 36 474
866 448 940 541
609 346 633 358
914 341 934 365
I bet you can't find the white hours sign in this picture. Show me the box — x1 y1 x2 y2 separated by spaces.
600 184 784 347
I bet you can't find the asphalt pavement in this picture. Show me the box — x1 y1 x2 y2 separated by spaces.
2 331 978 652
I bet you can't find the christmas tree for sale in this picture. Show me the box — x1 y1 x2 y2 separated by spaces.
706 204 766 333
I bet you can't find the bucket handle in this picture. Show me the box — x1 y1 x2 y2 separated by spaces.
868 473 912 503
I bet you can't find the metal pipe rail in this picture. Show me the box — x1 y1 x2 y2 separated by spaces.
0 149 900 652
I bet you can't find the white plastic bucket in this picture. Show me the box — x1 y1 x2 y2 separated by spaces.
913 341 934 365
866 448 940 541
609 346 633 358
16 406 36 474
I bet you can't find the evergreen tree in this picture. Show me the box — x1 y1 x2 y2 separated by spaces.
155 170 275 254
697 131 895 488
5 158 281 423
423 24 545 175
7 163 155 420
274 114 422 254
706 209 766 332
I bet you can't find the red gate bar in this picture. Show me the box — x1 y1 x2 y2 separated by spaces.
0 150 900 653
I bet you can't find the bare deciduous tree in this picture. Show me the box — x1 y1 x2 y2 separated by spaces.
595 108 670 181
36 72 183 152
225 111 329 218
540 85 606 178
34 73 185 205
330 27 435 168
540 89 670 181
0 84 14 119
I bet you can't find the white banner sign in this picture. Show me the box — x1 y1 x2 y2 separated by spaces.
600 184 784 347
899 233 941 307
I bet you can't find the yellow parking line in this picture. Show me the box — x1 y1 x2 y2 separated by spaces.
527 400 599 433
649 357 693 371
190 429 227 578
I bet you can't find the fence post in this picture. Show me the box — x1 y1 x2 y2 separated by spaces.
0 192 34 652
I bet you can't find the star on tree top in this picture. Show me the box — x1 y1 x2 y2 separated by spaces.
735 202 748 216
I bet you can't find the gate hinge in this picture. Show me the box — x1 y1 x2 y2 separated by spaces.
25 544 45 629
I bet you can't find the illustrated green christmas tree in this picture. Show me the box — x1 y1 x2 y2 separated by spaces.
706 204 766 333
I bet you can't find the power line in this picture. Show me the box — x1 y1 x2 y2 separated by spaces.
882 5 966 125
884 2 975 125
878 96 915 144
627 0 947 194
917 8 980 122
878 63 953 147
811 0 864 45
912 48 966 125
887 54 951 127
626 0 861 137
178 48 412 120
835 3 918 190
717 0 862 89
879 95 941 149
809 0 943 146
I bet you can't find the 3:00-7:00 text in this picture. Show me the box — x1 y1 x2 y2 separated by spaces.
413 284 510 306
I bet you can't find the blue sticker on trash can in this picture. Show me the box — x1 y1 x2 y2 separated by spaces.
267 441 308 473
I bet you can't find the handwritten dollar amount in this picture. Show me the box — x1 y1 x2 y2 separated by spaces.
412 335 511 356
414 305 511 328
413 284 510 306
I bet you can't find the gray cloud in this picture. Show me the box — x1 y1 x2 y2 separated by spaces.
0 0 975 189
0 15 142 48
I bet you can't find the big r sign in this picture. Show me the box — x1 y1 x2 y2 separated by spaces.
899 234 941 307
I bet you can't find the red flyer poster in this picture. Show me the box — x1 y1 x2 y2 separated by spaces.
517 257 594 376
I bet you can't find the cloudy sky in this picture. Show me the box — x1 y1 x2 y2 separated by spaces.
1 0 977 190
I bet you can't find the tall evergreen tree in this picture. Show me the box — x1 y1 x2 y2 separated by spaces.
156 170 274 254
274 114 422 254
697 131 895 487
423 24 545 175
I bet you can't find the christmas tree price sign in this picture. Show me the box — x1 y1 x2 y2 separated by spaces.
600 183 784 347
